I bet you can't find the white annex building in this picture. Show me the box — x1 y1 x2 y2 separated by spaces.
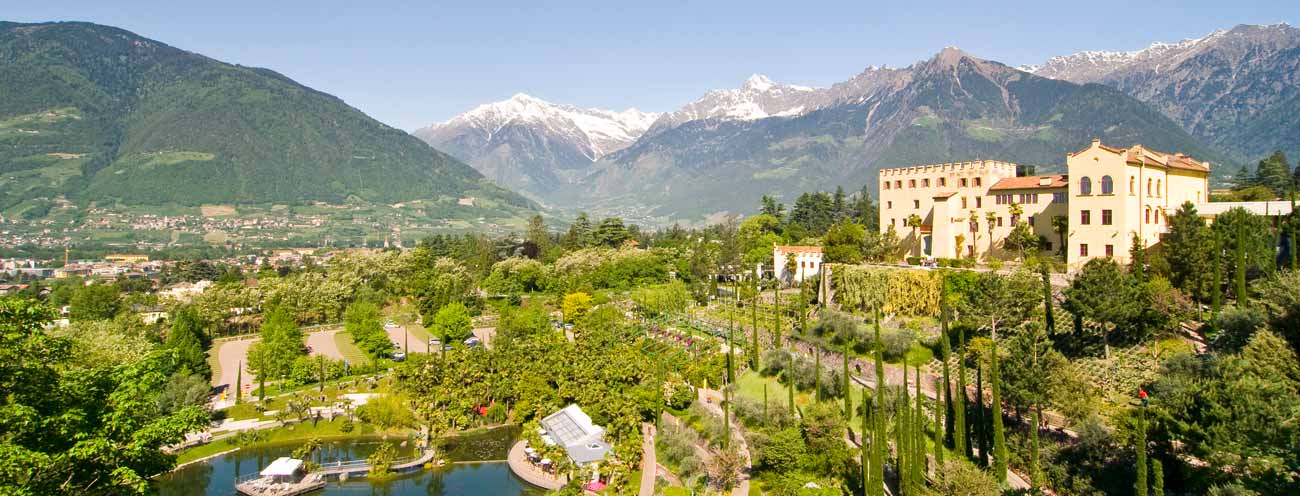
773 244 823 284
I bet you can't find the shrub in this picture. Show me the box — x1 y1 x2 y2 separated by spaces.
906 256 922 265
880 327 916 360
357 394 415 429
1210 305 1267 353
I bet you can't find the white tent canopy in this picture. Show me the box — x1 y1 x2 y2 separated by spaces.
260 457 303 477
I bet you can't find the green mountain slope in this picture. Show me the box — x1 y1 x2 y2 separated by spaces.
583 49 1228 221
0 21 529 209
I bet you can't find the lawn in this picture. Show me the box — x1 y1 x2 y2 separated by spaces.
333 330 372 366
175 418 404 464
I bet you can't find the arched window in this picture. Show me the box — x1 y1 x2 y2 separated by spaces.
1156 179 1162 197
1147 178 1153 197
1080 176 1092 195
1145 207 1150 224
1129 177 1135 195
1101 175 1113 195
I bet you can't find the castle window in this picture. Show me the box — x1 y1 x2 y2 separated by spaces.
975 177 982 187
960 178 969 187
961 197 968 209
1145 207 1150 224
913 200 920 209
1080 244 1089 257
1102 209 1112 225
1105 244 1114 257
923 178 930 187
1101 175 1113 195
1147 178 1153 197
1080 210 1091 225
909 179 916 188
895 180 902 189
1080 176 1093 195
1130 177 1135 195
1156 179 1162 197
884 182 891 190
976 197 982 208
939 178 947 187
887 201 892 209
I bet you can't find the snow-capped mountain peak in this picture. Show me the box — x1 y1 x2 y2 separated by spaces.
645 73 824 135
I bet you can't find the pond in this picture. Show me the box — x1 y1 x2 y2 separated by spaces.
156 426 545 496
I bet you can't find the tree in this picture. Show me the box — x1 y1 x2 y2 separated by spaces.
907 214 924 257
166 306 210 377
561 292 593 324
854 184 879 231
564 212 593 249
1252 151 1292 195
1165 202 1215 303
0 298 209 495
985 211 998 259
823 220 866 264
1063 258 1142 357
989 334 1007 483
760 195 785 221
430 302 472 345
247 307 305 387
69 283 121 321
345 301 392 359
592 217 631 247
1004 222 1038 260
1051 215 1069 256
1135 409 1148 496
1254 270 1300 355
525 214 551 258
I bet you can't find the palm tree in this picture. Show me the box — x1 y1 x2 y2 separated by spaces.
1009 202 1023 225
906 214 924 257
1049 215 1068 257
986 211 999 260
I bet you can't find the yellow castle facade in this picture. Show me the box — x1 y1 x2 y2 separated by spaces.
878 139 1210 268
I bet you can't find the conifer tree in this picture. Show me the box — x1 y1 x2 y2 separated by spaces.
1151 457 1164 496
814 350 822 402
788 352 796 412
774 281 782 348
898 375 909 493
955 326 969 459
990 336 1007 483
1136 409 1148 496
234 364 242 404
862 393 872 496
1234 222 1248 306
1211 231 1223 318
1030 407 1042 489
1040 264 1055 333
751 277 760 370
914 366 925 487
844 341 852 419
976 362 988 466
934 377 945 468
870 395 885 496
939 303 954 444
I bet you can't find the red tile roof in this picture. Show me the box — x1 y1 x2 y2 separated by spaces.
776 245 822 254
988 174 1068 191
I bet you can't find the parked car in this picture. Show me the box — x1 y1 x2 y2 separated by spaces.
464 336 481 348
391 351 406 362
429 338 442 348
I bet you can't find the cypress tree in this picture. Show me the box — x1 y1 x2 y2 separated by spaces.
871 395 885 496
788 355 796 413
934 377 945 468
939 304 954 444
723 386 731 449
763 384 768 424
1290 191 1298 271
751 277 760 371
1040 263 1055 333
1135 410 1148 496
914 366 925 486
1151 457 1164 496
862 393 872 496
774 281 782 348
955 327 969 459
1030 407 1042 489
1211 230 1223 318
801 279 809 335
1235 221 1248 306
814 351 822 402
234 362 242 404
976 362 988 467
728 281 736 383
991 336 1007 483
844 341 852 419
899 375 909 493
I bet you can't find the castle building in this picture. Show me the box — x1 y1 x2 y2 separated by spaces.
773 244 823 283
878 139 1210 269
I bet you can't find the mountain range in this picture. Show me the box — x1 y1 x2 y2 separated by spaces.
425 23 1296 222
0 21 528 214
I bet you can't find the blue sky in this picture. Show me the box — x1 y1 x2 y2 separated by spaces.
9 1 1299 130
